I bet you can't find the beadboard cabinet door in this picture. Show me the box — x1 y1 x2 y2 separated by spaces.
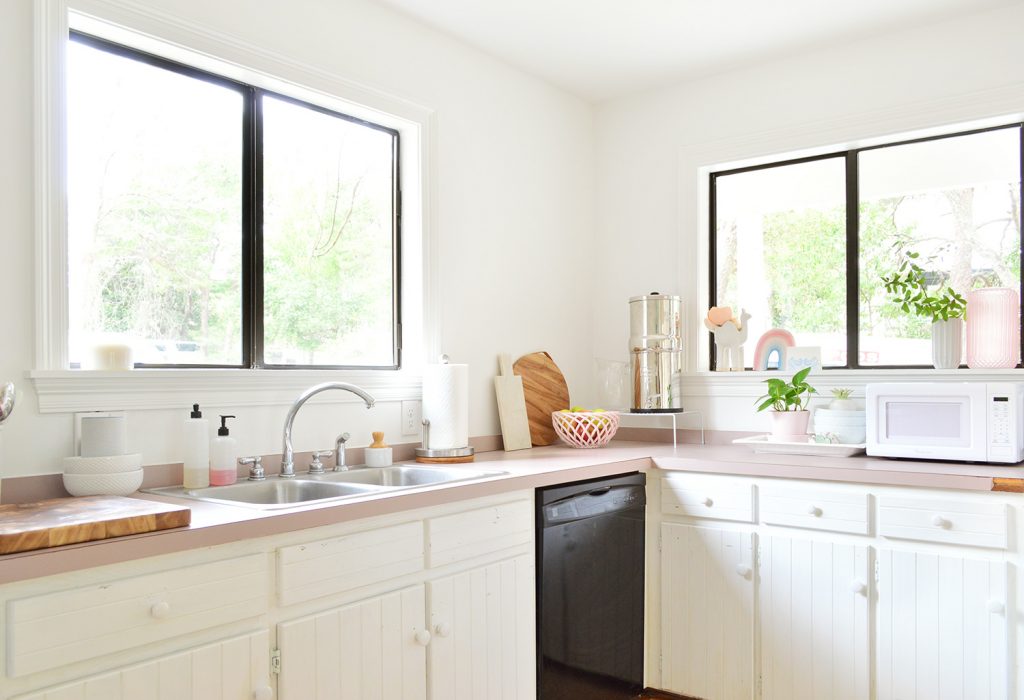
876 549 1009 700
759 535 870 700
12 631 271 700
660 522 756 700
427 554 535 700
277 585 428 700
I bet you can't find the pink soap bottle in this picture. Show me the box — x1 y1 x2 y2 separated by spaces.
209 415 239 486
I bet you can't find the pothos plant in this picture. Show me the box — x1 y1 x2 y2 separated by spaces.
755 367 817 413
881 247 966 323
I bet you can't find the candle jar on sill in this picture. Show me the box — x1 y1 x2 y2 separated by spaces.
966 287 1020 369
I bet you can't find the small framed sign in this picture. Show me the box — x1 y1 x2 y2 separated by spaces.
783 346 822 372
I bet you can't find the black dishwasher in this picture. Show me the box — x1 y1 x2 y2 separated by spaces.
537 472 646 700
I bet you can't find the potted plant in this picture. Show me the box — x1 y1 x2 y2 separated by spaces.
881 248 966 369
755 367 817 441
812 388 866 444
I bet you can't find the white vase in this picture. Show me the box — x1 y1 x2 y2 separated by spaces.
931 318 963 369
768 410 810 442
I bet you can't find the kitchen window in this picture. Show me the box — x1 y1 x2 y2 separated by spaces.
710 123 1023 369
66 32 401 370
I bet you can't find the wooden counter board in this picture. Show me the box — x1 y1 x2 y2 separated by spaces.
0 495 191 554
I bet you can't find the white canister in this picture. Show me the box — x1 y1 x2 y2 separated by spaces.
365 432 393 467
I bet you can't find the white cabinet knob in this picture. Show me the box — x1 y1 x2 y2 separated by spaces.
701 497 713 507
850 580 867 596
806 505 823 517
434 622 451 638
735 564 752 579
414 629 432 646
252 686 274 700
150 601 171 619
987 600 1005 615
932 515 951 529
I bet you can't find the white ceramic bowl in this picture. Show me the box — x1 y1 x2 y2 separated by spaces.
813 409 866 444
63 453 142 475
62 468 144 497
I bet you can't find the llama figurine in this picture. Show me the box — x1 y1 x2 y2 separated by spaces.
704 307 751 371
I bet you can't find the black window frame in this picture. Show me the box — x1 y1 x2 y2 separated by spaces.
708 122 1024 371
68 31 403 371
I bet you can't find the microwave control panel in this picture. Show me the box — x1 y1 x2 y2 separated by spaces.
986 386 1024 463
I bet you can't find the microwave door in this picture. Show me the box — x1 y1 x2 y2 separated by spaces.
879 395 985 460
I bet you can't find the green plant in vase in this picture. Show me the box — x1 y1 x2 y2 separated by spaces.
754 367 817 441
881 248 966 369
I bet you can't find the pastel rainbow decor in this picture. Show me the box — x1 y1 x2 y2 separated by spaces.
753 329 796 371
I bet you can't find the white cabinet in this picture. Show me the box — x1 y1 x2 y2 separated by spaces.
272 494 536 700
876 549 1008 700
13 631 271 700
654 473 1020 700
759 535 870 700
428 554 536 700
277 585 429 700
277 555 536 700
659 522 755 700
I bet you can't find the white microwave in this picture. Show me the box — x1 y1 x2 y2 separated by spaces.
866 382 1024 464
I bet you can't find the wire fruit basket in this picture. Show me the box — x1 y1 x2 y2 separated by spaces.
551 410 621 448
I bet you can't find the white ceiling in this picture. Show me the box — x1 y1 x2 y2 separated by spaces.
371 0 1020 101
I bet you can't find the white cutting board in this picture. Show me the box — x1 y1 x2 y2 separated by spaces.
494 353 532 451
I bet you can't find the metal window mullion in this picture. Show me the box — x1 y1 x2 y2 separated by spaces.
708 173 718 370
249 89 264 369
846 151 860 370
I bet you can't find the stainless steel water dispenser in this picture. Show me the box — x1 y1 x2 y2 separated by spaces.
629 293 683 413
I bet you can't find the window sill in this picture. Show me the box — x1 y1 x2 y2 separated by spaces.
28 368 422 413
682 367 1023 397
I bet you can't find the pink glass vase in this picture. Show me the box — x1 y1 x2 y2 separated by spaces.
966 287 1020 369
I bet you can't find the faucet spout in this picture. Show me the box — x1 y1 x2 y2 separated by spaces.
280 382 375 478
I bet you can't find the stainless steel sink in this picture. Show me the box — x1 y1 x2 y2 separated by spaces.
146 479 384 509
318 464 506 488
145 464 507 509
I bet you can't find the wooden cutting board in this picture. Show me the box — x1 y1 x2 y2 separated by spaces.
0 496 191 555
494 353 532 451
513 351 571 446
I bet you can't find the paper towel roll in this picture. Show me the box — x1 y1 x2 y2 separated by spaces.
422 362 469 449
81 415 128 457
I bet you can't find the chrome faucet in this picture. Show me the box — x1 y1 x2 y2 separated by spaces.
280 382 375 478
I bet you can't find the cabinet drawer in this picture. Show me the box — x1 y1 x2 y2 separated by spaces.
426 498 532 567
878 495 1008 549
7 553 268 678
661 474 755 523
761 484 871 535
278 521 424 606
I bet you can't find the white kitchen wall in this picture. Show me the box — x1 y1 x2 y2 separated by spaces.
593 3 1024 433
0 0 596 477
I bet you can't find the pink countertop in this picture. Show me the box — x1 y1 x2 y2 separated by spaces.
2 439 1022 584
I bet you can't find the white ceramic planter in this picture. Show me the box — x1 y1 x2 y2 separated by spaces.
768 410 810 442
931 318 963 369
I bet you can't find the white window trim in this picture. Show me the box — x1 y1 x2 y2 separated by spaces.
680 82 1024 399
32 0 439 412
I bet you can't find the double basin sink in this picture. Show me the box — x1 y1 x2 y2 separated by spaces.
146 464 508 510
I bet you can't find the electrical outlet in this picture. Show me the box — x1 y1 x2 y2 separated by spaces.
401 400 422 436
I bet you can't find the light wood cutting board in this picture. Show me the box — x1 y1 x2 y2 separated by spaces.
494 353 532 451
0 495 191 554
513 351 571 446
